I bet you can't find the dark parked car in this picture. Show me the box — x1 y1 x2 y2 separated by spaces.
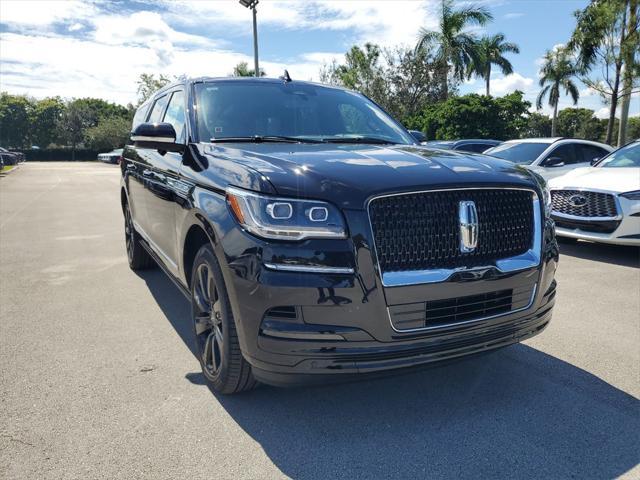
426 139 502 153
0 147 24 165
121 77 558 394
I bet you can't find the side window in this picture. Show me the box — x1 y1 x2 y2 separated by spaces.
544 144 575 165
163 91 186 143
132 103 149 129
577 144 608 163
147 95 169 123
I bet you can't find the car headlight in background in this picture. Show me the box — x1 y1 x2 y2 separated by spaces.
226 186 347 240
620 190 640 200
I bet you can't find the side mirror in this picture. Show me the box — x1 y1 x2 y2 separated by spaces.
408 129 426 143
590 157 600 166
544 156 565 167
131 122 183 152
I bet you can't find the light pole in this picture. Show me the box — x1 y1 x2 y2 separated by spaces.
239 0 260 77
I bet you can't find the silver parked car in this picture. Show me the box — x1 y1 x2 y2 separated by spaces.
484 138 613 180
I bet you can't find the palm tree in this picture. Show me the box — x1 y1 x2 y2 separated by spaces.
471 34 520 96
416 0 493 98
536 48 580 136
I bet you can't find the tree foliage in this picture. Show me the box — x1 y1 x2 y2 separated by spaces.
320 44 447 120
231 61 266 77
416 0 493 97
136 73 172 105
536 48 580 136
470 34 519 96
568 0 639 144
556 108 606 140
85 116 131 151
0 93 32 148
406 91 531 141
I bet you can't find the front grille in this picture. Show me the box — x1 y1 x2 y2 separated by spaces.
369 189 534 273
388 284 535 331
554 218 621 234
551 190 618 218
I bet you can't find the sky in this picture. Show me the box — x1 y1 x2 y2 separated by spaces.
0 0 638 119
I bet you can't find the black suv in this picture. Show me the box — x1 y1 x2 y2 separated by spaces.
121 77 558 394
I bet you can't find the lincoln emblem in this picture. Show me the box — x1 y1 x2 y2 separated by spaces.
459 201 479 252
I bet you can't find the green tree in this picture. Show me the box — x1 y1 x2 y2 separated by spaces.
136 73 171 105
470 33 519 96
555 108 605 141
627 116 640 139
320 44 447 122
85 116 131 151
57 100 95 161
536 48 580 136
415 0 493 98
522 112 552 138
31 97 65 148
408 91 531 141
324 43 387 102
0 92 34 148
231 61 266 77
569 0 639 145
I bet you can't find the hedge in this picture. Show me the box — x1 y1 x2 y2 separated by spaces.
14 149 103 161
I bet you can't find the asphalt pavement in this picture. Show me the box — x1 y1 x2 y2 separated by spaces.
1 162 638 479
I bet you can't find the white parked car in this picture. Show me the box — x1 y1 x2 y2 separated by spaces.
548 140 640 246
97 149 123 164
484 138 613 180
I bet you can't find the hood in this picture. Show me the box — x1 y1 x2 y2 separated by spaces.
198 143 538 209
548 167 640 193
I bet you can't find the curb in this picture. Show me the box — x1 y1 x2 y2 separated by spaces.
0 164 22 177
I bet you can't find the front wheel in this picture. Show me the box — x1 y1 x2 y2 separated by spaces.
190 244 257 394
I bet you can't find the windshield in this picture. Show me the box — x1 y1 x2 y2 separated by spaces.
484 142 549 164
597 141 640 168
194 81 414 144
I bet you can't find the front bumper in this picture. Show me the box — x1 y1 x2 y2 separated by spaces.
214 206 559 387
553 196 640 246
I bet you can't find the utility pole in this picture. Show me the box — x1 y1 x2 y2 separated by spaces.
239 0 260 77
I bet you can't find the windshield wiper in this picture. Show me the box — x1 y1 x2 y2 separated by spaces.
210 135 324 144
322 136 397 145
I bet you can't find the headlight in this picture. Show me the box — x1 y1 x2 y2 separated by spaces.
620 190 640 200
530 172 552 217
226 186 347 240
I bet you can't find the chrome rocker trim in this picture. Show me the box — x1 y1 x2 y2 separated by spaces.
366 187 542 287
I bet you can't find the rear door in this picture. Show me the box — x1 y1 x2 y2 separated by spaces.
575 143 611 166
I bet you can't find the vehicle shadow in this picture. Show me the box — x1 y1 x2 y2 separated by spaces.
138 269 640 479
559 240 639 268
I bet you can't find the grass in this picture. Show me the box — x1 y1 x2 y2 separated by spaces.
1 165 16 173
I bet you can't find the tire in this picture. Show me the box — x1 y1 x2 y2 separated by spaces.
190 244 257 394
124 202 156 270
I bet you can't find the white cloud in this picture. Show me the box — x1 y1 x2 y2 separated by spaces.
0 0 96 26
503 12 524 19
164 0 437 48
476 73 535 96
595 107 610 119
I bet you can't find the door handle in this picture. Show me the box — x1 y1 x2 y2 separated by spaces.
143 169 152 176
126 164 136 170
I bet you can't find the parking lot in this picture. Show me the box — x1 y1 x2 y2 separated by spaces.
0 162 638 479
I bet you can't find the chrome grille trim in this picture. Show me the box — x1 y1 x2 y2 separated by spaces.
366 187 542 287
550 188 621 220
